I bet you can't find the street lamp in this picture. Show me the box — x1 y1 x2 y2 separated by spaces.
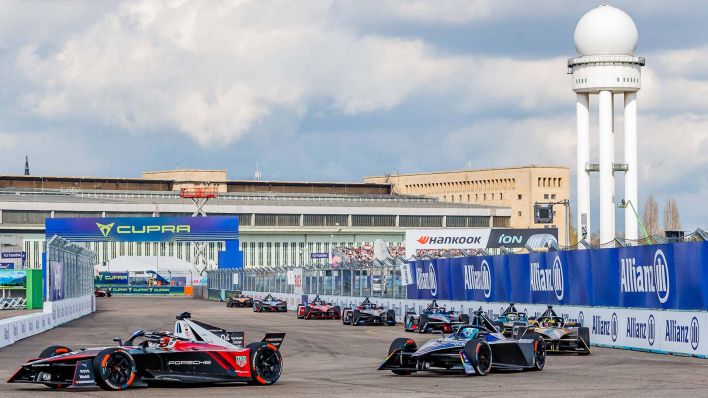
618 199 652 245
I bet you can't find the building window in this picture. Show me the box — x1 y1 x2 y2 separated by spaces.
551 194 556 199
518 194 522 200
544 194 549 199
518 211 522 217
493 216 511 227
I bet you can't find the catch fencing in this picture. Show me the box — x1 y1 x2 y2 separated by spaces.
45 236 96 301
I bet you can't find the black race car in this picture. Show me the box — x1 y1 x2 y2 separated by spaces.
379 309 546 376
253 294 288 312
515 305 591 355
404 300 469 333
342 297 396 326
7 312 285 390
493 303 529 337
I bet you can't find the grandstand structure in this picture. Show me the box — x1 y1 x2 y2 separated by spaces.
0 171 511 269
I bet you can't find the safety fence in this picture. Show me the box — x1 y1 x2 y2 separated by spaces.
205 241 707 358
45 236 97 301
208 257 409 298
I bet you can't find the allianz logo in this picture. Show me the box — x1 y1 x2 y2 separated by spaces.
416 264 437 296
620 249 670 304
464 260 491 298
665 317 699 351
530 256 564 300
626 315 656 346
592 313 618 342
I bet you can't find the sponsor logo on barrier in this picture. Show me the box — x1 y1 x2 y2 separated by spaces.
627 316 655 346
620 249 670 304
416 235 483 245
592 313 618 342
665 317 699 351
578 311 585 327
416 264 437 296
463 260 491 298
530 256 564 300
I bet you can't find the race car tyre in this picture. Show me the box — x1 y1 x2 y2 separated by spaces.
386 309 396 326
352 309 361 326
304 306 312 319
460 314 470 324
578 327 591 355
106 290 112 297
297 305 305 319
333 305 342 319
417 315 430 333
253 304 261 312
463 339 492 376
247 342 283 385
226 298 233 307
93 348 137 391
342 309 352 325
522 333 546 371
388 338 417 375
38 346 73 389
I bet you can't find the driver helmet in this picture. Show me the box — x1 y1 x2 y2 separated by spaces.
541 318 555 327
459 327 479 340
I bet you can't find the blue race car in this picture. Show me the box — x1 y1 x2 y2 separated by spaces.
493 303 529 337
380 309 546 376
253 294 288 312
404 300 470 333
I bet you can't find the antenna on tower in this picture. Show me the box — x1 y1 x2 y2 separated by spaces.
254 162 262 181
24 152 30 176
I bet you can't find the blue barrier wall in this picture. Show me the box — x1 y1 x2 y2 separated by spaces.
406 241 708 311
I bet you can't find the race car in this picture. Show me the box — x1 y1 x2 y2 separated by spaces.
493 303 529 337
296 295 341 320
94 288 112 297
226 292 254 308
404 300 469 333
7 312 285 390
253 294 288 312
342 297 395 326
379 309 546 376
514 305 591 355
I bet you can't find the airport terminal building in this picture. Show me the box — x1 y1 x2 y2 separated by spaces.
0 171 511 269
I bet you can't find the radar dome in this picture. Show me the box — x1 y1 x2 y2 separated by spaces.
574 5 638 56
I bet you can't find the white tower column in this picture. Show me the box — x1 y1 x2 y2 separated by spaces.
576 93 590 242
624 92 638 240
598 90 615 245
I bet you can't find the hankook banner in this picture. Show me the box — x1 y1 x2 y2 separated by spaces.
404 228 558 257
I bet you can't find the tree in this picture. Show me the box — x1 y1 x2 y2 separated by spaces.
642 195 659 237
663 198 682 233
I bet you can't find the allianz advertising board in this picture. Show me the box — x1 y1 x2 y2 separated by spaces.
46 216 238 242
406 241 707 311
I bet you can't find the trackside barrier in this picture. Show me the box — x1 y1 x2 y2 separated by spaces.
239 292 707 358
0 294 95 348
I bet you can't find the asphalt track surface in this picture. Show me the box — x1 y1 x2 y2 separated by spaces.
1 297 707 397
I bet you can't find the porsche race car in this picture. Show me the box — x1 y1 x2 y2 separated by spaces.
226 292 254 308
379 309 546 376
404 300 469 333
253 294 288 312
296 295 341 319
514 305 590 355
493 303 528 337
342 297 395 326
7 312 285 390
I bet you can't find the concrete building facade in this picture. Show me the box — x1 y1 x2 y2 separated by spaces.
364 166 570 245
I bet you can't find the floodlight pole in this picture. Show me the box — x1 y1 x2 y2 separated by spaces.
534 199 570 247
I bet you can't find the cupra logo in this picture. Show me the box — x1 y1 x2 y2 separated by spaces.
96 222 115 237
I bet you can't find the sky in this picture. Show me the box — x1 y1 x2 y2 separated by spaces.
0 0 706 231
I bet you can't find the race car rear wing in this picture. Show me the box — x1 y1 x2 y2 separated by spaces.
261 333 286 349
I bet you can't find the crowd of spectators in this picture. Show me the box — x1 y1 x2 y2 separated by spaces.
330 245 480 263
